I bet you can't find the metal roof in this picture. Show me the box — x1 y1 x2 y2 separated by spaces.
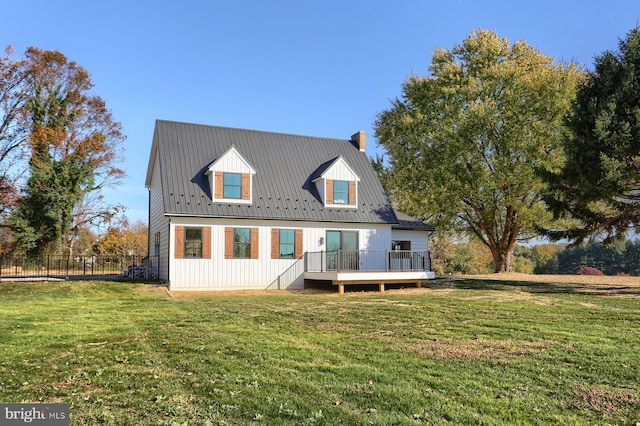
147 120 400 224
392 211 436 232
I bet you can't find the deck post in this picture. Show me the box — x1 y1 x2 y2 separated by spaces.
416 281 422 288
379 282 385 292
337 282 344 294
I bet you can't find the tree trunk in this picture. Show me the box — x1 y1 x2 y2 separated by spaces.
490 245 515 273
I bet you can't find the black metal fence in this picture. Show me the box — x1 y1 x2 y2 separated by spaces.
0 254 160 281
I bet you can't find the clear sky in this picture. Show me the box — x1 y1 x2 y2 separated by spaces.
2 0 639 226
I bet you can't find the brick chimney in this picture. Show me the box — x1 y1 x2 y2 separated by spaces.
351 131 366 153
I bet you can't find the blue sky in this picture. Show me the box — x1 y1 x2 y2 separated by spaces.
2 0 639 226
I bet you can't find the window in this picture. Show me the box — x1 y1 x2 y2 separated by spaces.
271 228 303 259
225 227 258 259
279 229 295 258
333 180 349 204
184 227 203 258
233 228 251 258
223 173 242 199
392 241 411 251
175 226 211 259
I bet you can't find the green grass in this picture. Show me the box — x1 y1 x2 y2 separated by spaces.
0 280 639 425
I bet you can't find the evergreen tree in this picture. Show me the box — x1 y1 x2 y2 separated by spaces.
543 27 640 244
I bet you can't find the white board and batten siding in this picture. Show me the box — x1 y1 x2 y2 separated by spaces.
391 230 430 252
168 218 393 291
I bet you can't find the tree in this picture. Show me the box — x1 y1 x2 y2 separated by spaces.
10 48 125 255
375 29 582 272
0 46 30 224
542 27 640 244
94 218 148 258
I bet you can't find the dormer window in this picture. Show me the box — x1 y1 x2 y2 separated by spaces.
205 146 255 204
332 180 350 204
311 156 360 209
223 173 243 199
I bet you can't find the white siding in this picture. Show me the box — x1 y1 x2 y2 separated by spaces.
169 218 392 291
148 153 170 281
323 158 359 181
208 147 254 174
391 230 430 252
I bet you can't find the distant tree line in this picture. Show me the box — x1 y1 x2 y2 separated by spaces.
431 237 640 276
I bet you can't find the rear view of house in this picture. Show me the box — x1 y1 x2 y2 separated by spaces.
145 120 435 291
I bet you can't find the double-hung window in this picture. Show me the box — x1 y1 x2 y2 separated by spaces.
223 173 242 199
279 229 295 259
332 180 349 204
184 227 203 258
233 228 251 258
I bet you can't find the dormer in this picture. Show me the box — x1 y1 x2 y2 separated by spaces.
204 145 256 204
312 156 360 208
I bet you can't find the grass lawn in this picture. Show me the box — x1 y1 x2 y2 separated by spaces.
0 279 639 425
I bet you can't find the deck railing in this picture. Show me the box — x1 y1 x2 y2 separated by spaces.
305 250 431 273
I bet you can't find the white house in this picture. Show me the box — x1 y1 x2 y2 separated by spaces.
145 120 435 291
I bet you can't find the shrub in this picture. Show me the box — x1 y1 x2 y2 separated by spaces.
576 266 604 276
615 271 630 277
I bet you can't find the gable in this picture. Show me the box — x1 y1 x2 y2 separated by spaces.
148 120 398 224
204 146 256 204
206 145 256 175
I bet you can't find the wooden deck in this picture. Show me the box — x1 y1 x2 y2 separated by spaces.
304 270 436 293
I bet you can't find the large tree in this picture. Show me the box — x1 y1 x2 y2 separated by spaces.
0 47 30 224
375 29 582 272
10 48 125 255
542 27 640 244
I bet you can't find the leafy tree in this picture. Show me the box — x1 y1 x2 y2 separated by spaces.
429 232 493 275
531 243 564 274
10 48 124 255
94 218 148 258
375 30 582 272
543 27 640 244
512 245 535 274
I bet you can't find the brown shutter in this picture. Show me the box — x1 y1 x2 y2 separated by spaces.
271 228 280 259
250 228 259 259
175 226 184 259
348 181 356 205
326 179 333 204
202 226 211 259
241 173 251 200
295 229 303 259
215 172 224 199
224 227 233 259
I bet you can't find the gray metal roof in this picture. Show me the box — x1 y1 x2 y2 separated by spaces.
392 211 436 232
147 120 400 224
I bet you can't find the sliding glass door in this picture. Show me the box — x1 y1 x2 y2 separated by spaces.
326 231 359 270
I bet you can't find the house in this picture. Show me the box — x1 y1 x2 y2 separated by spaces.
145 120 435 291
